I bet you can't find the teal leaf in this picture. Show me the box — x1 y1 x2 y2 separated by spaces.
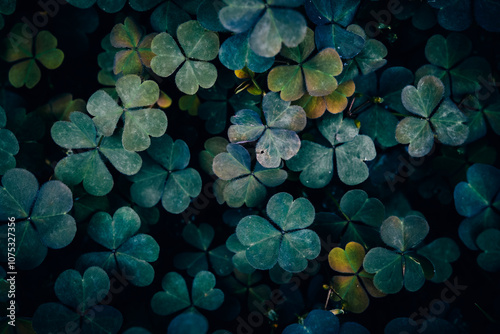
0 168 76 269
130 134 201 214
54 267 110 310
192 271 224 310
397 76 468 157
364 215 430 293
213 144 287 207
151 272 191 316
236 192 320 272
168 313 209 334
219 32 274 73
33 267 123 334
228 92 306 168
335 135 376 185
151 271 224 316
78 207 159 287
380 216 429 252
151 21 219 94
417 238 460 282
52 112 141 196
315 190 384 248
476 228 500 272
282 309 339 334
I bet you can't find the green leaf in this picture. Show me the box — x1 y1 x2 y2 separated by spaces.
0 169 76 269
151 271 224 316
176 60 218 95
34 31 64 70
130 134 201 214
51 111 97 149
454 163 500 217
177 20 219 60
79 207 159 286
395 117 434 157
199 137 228 175
266 192 314 231
380 216 429 252
54 267 110 310
87 90 124 137
192 271 224 310
417 238 460 282
424 33 471 70
0 128 19 174
183 223 214 251
151 32 185 77
430 98 468 146
476 228 500 272
401 75 444 118
236 192 320 272
328 242 384 313
286 140 334 188
151 272 191 316
336 135 376 185
363 248 403 294
116 74 160 108
168 313 208 334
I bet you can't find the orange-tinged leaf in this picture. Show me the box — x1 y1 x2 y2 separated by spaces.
328 241 365 274
332 275 369 313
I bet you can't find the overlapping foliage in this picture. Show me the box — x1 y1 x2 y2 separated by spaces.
0 0 499 333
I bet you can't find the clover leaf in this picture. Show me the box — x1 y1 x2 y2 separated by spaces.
236 192 320 272
213 144 287 207
476 228 500 272
336 25 387 82
228 92 307 168
0 24 64 88
168 313 209 334
222 270 271 311
415 33 491 97
219 31 274 73
417 237 460 282
353 67 414 148
316 190 385 249
87 74 167 151
0 168 76 269
226 233 255 274
149 1 190 36
305 0 365 59
0 105 19 174
396 75 468 157
199 137 229 175
461 95 500 142
174 223 234 277
268 28 344 101
328 242 385 313
454 163 500 250
111 17 156 75
287 112 376 186
294 80 355 119
51 111 142 196
218 0 307 58
76 207 160 287
198 73 260 134
33 267 123 334
282 310 339 334
130 133 202 214
363 215 430 294
151 20 219 94
151 271 224 316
